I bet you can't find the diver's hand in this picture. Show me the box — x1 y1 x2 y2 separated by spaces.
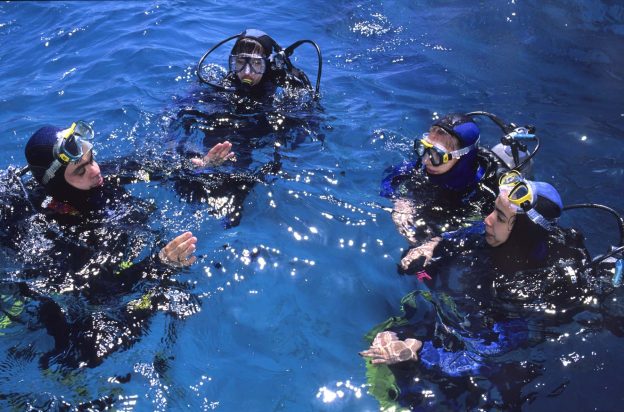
359 331 422 365
158 232 197 268
400 237 441 272
191 141 235 167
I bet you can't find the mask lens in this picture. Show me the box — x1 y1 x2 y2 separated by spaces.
235 56 248 73
499 170 522 186
509 185 528 201
508 183 533 210
428 148 443 166
63 136 82 160
249 57 265 73
72 121 94 140
229 54 266 74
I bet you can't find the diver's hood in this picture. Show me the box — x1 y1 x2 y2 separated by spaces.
233 29 282 56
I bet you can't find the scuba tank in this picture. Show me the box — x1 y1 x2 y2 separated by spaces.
466 111 539 176
491 142 533 176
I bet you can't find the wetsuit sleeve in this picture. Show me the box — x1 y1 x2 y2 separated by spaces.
100 153 191 185
380 161 419 199
85 251 178 296
440 221 485 242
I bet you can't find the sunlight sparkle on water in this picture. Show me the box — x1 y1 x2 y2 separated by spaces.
316 380 364 404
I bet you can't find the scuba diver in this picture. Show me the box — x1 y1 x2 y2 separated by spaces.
363 173 622 410
197 28 322 98
382 112 538 272
170 29 325 228
0 121 211 368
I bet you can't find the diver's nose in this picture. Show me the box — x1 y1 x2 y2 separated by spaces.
484 211 494 228
243 63 252 74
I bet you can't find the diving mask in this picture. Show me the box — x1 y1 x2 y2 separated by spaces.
42 121 94 184
54 121 94 164
228 53 267 75
498 171 554 230
415 133 477 166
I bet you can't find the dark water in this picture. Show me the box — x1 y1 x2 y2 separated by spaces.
0 1 623 410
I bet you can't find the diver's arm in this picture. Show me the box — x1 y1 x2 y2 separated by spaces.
99 142 236 185
96 232 198 292
398 223 484 274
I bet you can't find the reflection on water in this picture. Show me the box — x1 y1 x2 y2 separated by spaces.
0 0 623 410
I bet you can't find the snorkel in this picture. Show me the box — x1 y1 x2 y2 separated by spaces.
197 29 323 99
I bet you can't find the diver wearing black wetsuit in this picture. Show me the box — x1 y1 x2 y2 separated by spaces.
171 29 324 227
363 176 605 410
197 28 318 98
220 29 312 98
1 122 200 369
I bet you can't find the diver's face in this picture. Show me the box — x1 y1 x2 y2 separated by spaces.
422 130 459 175
484 194 516 247
236 56 264 87
64 148 103 190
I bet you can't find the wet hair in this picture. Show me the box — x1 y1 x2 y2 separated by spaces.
429 126 460 151
231 37 267 57
432 114 480 149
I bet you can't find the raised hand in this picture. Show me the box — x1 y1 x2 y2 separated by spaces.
191 141 235 167
158 231 197 267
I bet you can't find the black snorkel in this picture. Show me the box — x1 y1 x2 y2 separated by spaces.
196 31 322 99
466 111 540 172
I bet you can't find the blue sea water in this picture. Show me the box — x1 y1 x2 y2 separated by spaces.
1 0 623 410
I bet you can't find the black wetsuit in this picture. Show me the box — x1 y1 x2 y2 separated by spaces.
170 65 322 228
365 223 598 410
0 162 198 369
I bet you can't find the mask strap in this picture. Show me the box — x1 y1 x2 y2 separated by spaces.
449 138 479 159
